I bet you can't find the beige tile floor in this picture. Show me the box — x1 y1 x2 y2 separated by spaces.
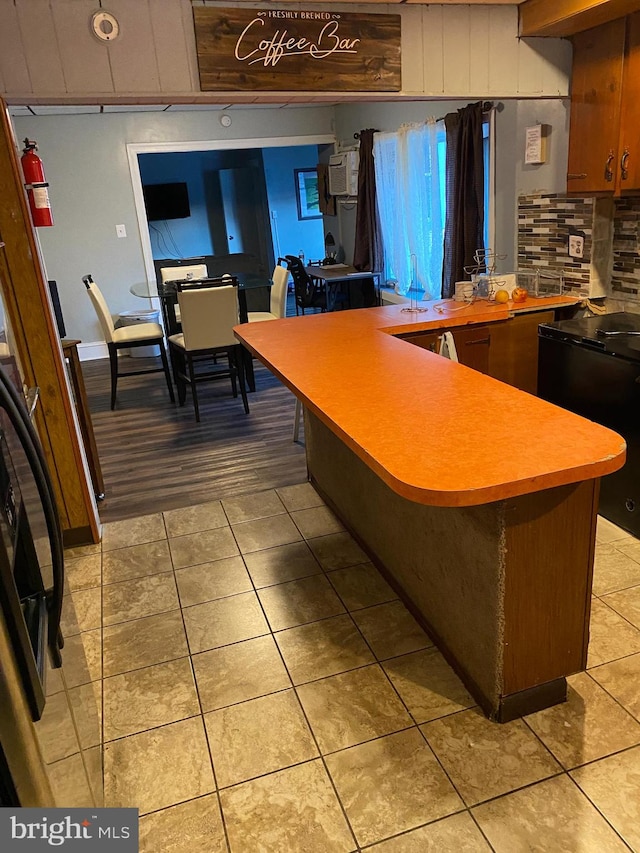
62 488 640 852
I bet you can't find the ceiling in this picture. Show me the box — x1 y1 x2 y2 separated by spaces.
8 103 326 116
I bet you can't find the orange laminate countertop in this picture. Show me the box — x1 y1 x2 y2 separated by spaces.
235 296 627 507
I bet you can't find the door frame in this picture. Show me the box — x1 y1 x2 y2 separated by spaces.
126 135 335 287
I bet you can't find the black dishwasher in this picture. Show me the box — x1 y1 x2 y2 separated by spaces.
538 312 640 537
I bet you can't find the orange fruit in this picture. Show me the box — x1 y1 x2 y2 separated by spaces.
495 289 509 303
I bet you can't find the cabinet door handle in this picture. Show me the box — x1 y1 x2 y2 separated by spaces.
567 173 587 180
465 337 491 346
621 148 630 181
605 150 615 182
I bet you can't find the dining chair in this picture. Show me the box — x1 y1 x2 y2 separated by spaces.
160 264 209 328
167 278 250 423
284 255 327 315
247 260 289 322
82 274 175 410
160 264 209 285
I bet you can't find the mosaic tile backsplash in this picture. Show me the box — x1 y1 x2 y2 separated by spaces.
517 194 593 290
517 193 640 310
611 197 640 302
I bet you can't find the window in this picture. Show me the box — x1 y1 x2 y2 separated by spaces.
374 117 492 297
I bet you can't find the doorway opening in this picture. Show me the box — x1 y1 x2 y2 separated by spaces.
127 135 335 291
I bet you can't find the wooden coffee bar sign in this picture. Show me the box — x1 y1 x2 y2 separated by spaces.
193 7 401 92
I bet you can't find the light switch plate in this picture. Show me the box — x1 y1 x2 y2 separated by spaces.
116 224 126 238
568 235 584 258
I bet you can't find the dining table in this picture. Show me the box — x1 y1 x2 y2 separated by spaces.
304 263 381 309
129 272 272 392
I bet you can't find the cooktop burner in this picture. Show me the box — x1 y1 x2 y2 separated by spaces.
539 312 640 361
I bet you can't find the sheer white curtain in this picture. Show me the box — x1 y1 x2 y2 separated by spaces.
373 120 444 297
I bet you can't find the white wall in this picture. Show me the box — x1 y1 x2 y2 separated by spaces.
263 146 326 264
13 107 335 347
497 99 571 269
139 150 218 259
15 96 571 351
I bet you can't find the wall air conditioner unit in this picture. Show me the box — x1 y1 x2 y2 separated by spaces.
328 151 359 197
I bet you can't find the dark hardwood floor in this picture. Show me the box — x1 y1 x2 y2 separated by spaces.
81 354 307 524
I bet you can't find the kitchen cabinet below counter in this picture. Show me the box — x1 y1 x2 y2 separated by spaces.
399 310 556 394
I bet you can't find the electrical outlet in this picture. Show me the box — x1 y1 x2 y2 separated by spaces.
116 224 127 238
568 235 584 258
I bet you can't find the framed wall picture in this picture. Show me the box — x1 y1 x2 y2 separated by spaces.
294 169 321 220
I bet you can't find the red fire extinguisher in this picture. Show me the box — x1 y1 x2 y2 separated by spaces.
21 139 54 227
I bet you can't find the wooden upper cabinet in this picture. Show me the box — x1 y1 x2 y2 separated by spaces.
567 18 625 194
568 14 640 194
618 12 640 191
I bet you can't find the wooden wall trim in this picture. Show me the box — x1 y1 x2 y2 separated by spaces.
502 480 598 694
520 0 640 37
0 100 99 543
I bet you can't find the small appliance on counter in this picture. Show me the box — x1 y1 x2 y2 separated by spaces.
538 311 640 536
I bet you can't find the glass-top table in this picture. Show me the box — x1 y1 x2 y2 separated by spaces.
129 272 271 299
129 274 272 394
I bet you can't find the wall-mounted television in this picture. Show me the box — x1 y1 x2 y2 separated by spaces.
143 182 190 221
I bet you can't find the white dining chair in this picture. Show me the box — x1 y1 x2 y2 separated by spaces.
82 274 174 410
160 264 209 325
160 264 209 285
247 261 289 323
167 280 249 423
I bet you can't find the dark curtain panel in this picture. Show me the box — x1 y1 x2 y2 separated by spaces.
441 101 485 298
353 129 384 273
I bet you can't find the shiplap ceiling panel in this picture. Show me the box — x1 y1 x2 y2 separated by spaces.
442 6 473 94
107 0 162 92
422 6 445 95
180 0 203 91
164 103 231 109
150 0 196 93
517 37 547 93
101 104 169 112
406 0 520 3
1 1 569 104
15 0 66 94
488 6 520 95
401 6 425 93
29 105 102 115
0 4 31 94
52 0 114 94
516 22 573 94
469 6 492 95
527 37 572 95
204 0 523 3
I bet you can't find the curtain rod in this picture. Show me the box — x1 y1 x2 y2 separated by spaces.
353 128 379 140
353 101 501 139
435 100 500 123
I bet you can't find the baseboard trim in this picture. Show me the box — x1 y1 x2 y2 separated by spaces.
77 341 108 361
496 678 568 723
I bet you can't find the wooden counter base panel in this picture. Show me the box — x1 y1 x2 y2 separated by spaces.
306 412 598 720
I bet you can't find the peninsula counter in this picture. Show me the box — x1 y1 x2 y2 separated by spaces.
236 298 626 720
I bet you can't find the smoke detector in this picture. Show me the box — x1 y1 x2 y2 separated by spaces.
91 11 120 42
